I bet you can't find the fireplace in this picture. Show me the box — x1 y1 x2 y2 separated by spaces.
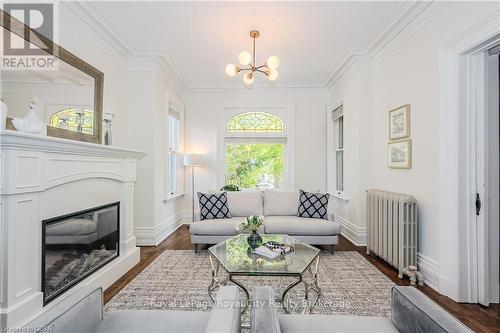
42 202 120 305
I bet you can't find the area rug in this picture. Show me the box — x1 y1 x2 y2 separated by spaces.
105 250 395 319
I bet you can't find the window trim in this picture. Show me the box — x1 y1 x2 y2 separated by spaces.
164 97 185 201
217 103 295 190
332 105 345 194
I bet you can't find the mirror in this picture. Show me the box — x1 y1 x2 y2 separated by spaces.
0 10 103 144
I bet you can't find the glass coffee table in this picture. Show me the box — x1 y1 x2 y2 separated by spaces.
208 234 321 313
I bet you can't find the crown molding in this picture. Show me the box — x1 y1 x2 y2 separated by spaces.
61 2 134 61
323 1 446 89
128 51 187 89
63 1 448 92
65 2 187 90
183 86 329 97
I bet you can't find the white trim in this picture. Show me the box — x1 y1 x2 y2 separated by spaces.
331 191 350 204
163 192 185 203
417 253 440 292
438 10 500 302
65 1 449 91
334 214 366 246
134 211 184 246
0 131 145 159
217 101 296 190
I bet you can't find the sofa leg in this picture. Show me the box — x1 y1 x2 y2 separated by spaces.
330 244 335 254
194 244 199 253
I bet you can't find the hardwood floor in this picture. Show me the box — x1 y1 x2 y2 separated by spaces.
105 225 499 333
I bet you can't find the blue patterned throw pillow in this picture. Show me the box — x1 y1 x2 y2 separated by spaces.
297 189 330 219
197 192 231 221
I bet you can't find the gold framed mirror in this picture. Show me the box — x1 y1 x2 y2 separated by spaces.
0 9 104 144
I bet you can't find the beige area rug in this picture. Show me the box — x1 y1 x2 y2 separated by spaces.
105 250 395 319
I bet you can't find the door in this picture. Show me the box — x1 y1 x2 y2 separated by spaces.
476 47 500 306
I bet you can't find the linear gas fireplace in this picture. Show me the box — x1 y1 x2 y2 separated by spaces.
42 202 120 305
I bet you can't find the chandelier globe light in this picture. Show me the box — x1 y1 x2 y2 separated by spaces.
225 30 280 85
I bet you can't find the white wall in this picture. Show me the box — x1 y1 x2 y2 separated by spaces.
327 1 499 295
183 88 328 213
58 4 185 246
327 62 372 246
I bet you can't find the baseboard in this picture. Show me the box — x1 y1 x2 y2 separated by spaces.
134 211 184 246
417 253 440 292
334 214 367 246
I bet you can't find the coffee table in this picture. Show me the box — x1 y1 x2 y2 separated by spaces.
208 234 321 314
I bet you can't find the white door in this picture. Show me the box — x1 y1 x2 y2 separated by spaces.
475 48 500 306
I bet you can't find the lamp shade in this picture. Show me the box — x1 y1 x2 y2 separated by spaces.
183 153 202 167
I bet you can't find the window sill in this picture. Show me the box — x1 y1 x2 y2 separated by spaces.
331 191 350 203
163 192 185 203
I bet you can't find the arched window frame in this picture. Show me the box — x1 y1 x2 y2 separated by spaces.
218 104 295 190
227 112 284 133
48 107 95 135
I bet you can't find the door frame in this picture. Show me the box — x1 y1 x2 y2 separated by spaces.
438 12 500 303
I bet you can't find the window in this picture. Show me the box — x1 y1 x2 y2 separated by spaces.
333 105 344 192
166 100 183 198
228 112 284 132
49 108 94 134
225 112 286 189
226 142 285 189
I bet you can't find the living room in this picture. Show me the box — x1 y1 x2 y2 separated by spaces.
0 1 499 333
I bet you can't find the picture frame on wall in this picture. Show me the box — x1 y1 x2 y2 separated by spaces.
389 104 410 140
388 139 412 169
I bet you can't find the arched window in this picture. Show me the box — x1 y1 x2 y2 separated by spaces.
49 108 94 134
227 112 284 133
225 111 286 189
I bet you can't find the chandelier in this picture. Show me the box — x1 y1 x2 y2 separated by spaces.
225 30 280 85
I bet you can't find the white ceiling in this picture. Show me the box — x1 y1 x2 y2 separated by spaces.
89 1 405 89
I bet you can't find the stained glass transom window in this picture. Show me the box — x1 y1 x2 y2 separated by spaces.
227 112 284 133
49 108 94 135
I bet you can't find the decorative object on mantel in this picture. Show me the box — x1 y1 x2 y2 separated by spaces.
240 215 264 249
389 104 410 140
184 153 203 222
225 30 280 85
12 101 45 135
103 110 114 145
0 99 7 131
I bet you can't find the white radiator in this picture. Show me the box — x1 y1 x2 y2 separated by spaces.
366 189 417 278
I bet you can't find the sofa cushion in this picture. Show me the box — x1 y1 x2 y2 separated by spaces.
95 310 210 333
264 216 340 236
198 192 231 221
391 286 474 333
227 191 263 217
278 314 398 333
189 217 247 235
23 287 103 333
297 190 330 219
263 191 299 216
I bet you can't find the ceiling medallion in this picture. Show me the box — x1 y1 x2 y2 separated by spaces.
225 30 280 85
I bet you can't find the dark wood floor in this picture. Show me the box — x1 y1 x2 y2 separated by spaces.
105 225 499 333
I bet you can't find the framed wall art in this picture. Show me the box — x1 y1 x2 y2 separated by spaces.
389 104 410 140
388 139 412 169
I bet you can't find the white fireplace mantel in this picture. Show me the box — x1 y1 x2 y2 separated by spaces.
0 131 146 328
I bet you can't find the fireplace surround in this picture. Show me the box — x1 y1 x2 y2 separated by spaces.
0 131 145 328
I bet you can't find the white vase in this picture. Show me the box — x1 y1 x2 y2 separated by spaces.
0 100 7 131
12 101 45 134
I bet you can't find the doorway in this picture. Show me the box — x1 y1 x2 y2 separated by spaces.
469 43 500 306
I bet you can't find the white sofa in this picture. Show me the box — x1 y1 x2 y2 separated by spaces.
189 191 340 252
